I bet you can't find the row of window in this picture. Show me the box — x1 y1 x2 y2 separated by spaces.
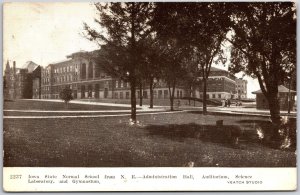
54 75 78 83
199 93 222 99
115 80 130 88
54 65 78 74
43 86 50 91
113 90 184 99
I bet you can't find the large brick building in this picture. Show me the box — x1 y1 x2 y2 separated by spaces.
195 67 237 100
4 60 41 100
5 51 247 102
40 50 186 100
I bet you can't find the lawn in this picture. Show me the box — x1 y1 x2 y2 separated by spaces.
4 100 131 111
3 112 296 167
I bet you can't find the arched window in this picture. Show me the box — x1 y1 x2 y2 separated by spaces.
88 62 93 79
81 63 86 79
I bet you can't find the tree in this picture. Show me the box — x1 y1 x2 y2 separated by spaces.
227 2 296 127
84 2 154 123
60 87 73 107
152 2 231 114
183 3 230 114
160 39 187 111
139 36 162 108
152 3 193 111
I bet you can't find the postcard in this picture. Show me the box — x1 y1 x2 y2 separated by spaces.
2 1 297 191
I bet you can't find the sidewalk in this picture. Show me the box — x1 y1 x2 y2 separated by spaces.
23 99 296 118
23 99 165 112
192 105 297 118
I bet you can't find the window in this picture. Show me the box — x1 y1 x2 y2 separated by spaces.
88 62 93 78
121 81 123 88
120 92 123 99
81 63 86 79
143 91 148 99
116 81 118 88
126 92 130 99
164 90 168 99
115 92 118 99
154 90 157 98
212 94 216 99
218 94 221 98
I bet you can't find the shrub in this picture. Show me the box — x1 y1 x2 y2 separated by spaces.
59 87 73 106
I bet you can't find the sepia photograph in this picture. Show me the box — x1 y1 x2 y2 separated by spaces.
2 1 297 191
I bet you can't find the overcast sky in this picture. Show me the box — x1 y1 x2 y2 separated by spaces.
3 2 259 98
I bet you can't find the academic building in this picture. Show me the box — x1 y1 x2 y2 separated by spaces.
236 78 247 99
40 50 186 100
5 50 247 102
195 67 238 100
4 61 41 100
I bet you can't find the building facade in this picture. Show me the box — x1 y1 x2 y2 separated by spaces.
252 85 296 111
4 61 41 100
5 51 247 102
235 78 247 99
195 67 237 100
40 51 186 100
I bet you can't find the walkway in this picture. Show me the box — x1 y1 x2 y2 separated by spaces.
4 99 296 119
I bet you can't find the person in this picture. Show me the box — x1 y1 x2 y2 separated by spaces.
228 99 231 107
225 99 228 107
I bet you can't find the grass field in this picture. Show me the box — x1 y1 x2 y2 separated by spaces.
3 111 296 167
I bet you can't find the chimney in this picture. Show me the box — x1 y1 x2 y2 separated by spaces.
13 61 16 73
5 60 10 72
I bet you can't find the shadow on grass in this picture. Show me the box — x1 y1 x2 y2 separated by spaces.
144 119 297 151
144 123 249 150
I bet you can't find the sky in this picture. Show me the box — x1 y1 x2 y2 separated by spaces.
3 2 259 98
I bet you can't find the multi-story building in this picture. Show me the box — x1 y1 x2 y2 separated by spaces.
4 60 41 100
41 51 115 99
6 51 246 102
195 66 237 100
40 50 186 100
235 78 247 99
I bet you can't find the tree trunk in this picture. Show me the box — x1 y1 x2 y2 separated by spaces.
268 95 281 125
168 81 176 111
139 82 143 106
266 93 281 140
130 78 137 123
202 78 207 114
149 78 154 108
188 86 191 106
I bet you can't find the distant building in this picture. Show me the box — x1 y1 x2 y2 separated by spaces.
40 50 186 100
195 67 237 100
252 85 296 110
235 78 247 99
4 61 41 100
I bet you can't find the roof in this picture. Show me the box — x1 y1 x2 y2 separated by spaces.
49 59 72 65
21 61 40 73
252 85 296 94
210 66 227 72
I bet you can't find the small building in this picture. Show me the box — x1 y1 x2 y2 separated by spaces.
252 85 296 111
